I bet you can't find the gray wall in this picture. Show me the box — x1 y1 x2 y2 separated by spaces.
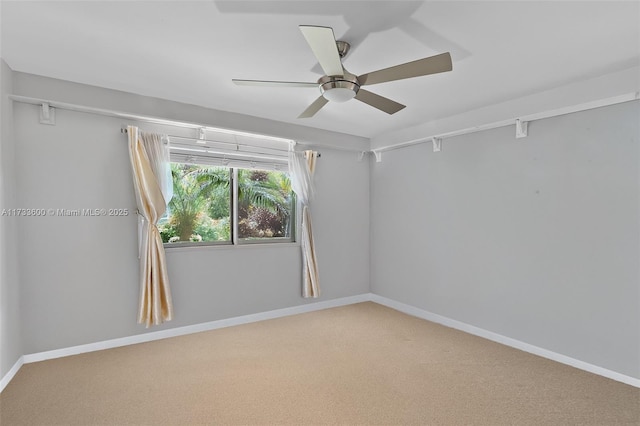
0 59 22 377
370 101 640 379
12 86 369 354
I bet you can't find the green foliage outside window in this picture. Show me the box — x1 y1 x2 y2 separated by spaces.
237 169 293 239
158 163 293 244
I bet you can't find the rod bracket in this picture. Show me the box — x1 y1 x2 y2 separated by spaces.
197 127 206 143
432 137 442 152
356 151 366 162
515 118 528 138
39 103 56 125
372 150 382 163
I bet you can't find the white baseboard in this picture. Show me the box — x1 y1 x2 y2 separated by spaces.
22 293 372 364
0 355 24 394
6 292 639 391
369 294 640 388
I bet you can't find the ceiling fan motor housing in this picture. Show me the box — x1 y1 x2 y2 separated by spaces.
318 71 360 103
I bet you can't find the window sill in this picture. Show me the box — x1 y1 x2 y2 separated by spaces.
163 241 300 253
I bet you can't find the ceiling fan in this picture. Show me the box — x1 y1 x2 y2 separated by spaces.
232 25 453 118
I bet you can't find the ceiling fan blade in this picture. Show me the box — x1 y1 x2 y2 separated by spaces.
233 79 317 88
354 89 406 115
299 25 344 77
358 52 452 86
298 96 329 118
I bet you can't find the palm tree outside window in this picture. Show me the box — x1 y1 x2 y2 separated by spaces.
158 163 294 245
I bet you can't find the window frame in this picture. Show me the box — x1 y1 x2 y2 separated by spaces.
162 163 296 248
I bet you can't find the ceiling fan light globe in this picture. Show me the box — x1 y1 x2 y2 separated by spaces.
322 87 356 102
319 79 359 103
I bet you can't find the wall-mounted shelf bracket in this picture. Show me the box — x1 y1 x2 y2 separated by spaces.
372 151 382 163
356 151 366 162
432 137 442 152
39 103 56 125
515 118 528 138
197 127 206 143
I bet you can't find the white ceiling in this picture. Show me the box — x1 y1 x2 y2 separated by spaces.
2 1 639 141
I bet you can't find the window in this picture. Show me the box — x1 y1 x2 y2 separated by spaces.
236 168 294 241
158 162 295 246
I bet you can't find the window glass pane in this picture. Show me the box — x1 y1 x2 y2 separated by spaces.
159 163 231 244
237 169 294 240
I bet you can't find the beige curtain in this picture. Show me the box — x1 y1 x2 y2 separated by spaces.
127 125 173 327
289 148 320 298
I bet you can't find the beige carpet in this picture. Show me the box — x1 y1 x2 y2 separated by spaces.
1 302 638 425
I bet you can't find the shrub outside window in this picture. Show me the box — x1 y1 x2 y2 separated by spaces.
237 168 294 241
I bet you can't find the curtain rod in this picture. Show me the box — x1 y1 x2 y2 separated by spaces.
8 95 333 155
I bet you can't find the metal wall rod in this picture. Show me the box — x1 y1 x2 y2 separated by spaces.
372 92 640 154
11 92 638 158
8 95 330 154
